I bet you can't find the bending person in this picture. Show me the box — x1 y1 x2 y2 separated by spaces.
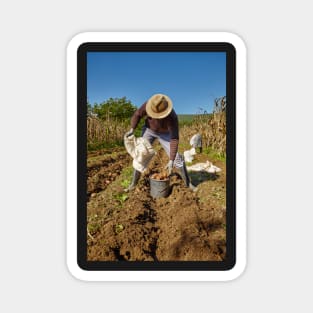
125 93 196 192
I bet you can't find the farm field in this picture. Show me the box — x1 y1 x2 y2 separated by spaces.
87 145 226 261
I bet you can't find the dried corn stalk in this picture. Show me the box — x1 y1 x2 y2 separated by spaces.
180 97 226 156
87 117 129 145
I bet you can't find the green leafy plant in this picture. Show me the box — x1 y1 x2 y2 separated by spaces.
87 214 103 236
120 166 133 189
121 179 130 189
114 193 128 206
114 224 124 234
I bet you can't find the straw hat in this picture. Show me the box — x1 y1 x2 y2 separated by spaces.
146 94 173 119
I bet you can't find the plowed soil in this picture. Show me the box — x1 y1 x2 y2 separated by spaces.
87 146 226 261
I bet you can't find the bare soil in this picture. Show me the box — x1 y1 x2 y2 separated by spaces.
87 146 226 261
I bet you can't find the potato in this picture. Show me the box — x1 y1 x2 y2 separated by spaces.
151 171 169 180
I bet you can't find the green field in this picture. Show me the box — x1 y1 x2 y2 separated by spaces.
177 114 195 126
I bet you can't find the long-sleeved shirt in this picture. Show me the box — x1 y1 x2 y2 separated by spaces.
131 102 179 161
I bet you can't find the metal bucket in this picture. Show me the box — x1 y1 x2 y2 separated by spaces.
149 176 170 198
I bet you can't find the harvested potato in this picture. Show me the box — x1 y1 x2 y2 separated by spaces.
151 171 169 180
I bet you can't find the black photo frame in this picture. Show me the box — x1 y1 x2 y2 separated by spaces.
76 41 236 272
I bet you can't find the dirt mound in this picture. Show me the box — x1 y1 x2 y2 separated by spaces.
87 147 226 261
87 151 131 200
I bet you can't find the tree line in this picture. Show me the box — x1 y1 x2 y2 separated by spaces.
87 97 137 121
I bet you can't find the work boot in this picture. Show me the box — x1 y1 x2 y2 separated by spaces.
124 169 141 192
177 163 198 192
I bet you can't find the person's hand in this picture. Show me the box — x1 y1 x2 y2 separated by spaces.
125 128 134 137
166 160 174 175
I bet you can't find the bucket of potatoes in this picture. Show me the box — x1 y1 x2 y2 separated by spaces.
149 171 170 198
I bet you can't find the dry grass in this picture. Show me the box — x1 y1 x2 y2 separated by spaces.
180 97 226 156
87 117 129 146
88 96 226 156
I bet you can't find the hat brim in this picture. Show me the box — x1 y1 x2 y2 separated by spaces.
146 94 173 119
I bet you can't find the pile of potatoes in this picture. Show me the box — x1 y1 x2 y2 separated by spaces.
150 171 169 181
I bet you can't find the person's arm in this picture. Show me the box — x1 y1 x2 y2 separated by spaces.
131 102 147 130
168 112 179 161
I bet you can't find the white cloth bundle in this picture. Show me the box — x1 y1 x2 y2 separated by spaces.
190 133 202 148
186 161 221 174
124 134 156 173
183 147 196 163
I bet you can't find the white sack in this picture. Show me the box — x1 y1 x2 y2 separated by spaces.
190 133 202 148
183 147 196 163
186 160 221 174
124 134 156 173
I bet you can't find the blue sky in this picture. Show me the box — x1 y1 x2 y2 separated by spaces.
87 52 226 114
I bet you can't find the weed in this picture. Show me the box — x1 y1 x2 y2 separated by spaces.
203 147 226 161
119 166 133 189
114 224 124 234
87 214 103 235
121 166 133 177
121 179 130 188
87 141 124 152
114 193 128 206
